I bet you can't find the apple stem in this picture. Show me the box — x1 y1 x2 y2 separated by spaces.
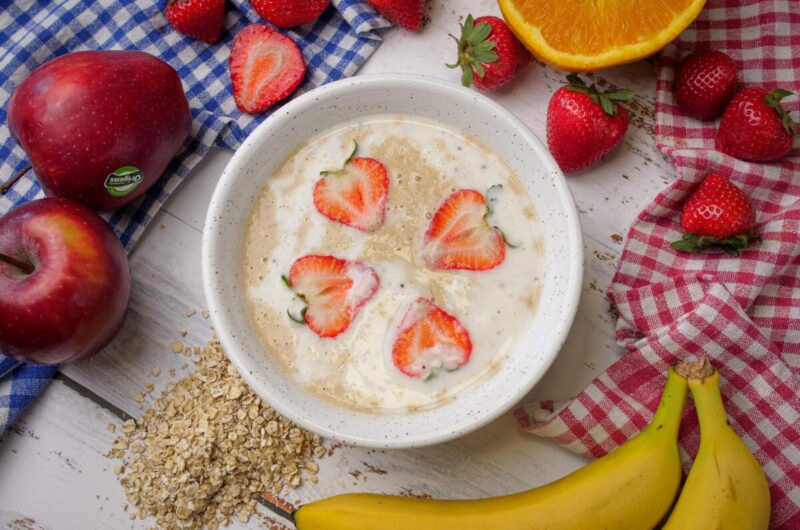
0 252 35 275
0 164 32 194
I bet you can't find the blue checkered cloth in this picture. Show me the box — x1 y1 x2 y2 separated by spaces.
0 0 391 433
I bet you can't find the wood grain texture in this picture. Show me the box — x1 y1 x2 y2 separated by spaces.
0 379 292 529
2 0 681 526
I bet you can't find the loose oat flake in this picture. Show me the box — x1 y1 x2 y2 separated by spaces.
107 334 325 530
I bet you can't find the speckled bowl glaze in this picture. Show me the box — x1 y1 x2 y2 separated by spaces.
202 75 583 448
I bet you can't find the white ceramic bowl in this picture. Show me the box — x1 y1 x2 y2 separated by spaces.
202 75 582 448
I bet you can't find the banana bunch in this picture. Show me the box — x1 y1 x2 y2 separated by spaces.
293 359 771 530
663 358 770 530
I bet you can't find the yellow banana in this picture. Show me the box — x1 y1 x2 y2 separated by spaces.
663 359 770 530
294 367 688 530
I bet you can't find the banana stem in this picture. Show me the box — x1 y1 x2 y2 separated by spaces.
688 370 728 435
674 358 728 435
648 367 689 439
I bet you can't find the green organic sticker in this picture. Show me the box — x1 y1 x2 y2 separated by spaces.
104 166 144 197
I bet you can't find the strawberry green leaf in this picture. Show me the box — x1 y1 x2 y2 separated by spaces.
563 74 634 116
475 51 499 64
671 233 759 255
282 273 307 303
345 140 358 164
600 96 615 116
604 89 635 101
484 183 503 217
450 13 500 87
566 74 585 87
495 226 519 248
287 307 307 325
764 89 799 135
670 234 700 252
320 141 359 175
671 234 721 253
462 66 474 87
472 22 492 43
564 85 591 95
463 14 475 34
483 184 518 248
472 41 496 52
769 88 793 102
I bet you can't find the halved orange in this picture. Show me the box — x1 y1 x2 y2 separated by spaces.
498 0 707 72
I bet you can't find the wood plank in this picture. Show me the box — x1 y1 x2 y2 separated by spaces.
0 379 290 529
0 380 136 529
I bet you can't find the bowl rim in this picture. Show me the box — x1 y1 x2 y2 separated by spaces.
202 73 584 448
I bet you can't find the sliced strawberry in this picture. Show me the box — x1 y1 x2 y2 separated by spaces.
392 298 472 379
421 189 506 271
286 255 379 338
313 142 389 232
229 24 306 114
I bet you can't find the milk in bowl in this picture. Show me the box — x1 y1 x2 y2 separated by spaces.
242 115 544 414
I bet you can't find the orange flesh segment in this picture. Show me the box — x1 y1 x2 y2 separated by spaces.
500 0 706 70
523 0 698 55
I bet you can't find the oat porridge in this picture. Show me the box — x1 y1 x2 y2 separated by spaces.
243 115 544 413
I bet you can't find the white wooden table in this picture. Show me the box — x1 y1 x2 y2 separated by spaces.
0 1 676 527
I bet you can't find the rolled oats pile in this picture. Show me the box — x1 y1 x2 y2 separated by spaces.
106 335 326 529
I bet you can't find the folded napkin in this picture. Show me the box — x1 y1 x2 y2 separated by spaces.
515 1 800 528
0 0 390 433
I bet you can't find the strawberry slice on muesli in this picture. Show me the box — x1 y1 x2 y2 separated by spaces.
421 187 513 271
283 255 379 338
313 141 389 232
392 297 472 380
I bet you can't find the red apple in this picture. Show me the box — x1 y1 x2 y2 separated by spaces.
7 50 191 211
0 198 131 364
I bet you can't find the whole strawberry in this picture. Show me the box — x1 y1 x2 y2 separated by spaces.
716 88 798 162
674 50 737 120
671 173 757 255
367 0 425 31
165 0 225 44
447 14 529 90
546 75 634 173
251 0 329 28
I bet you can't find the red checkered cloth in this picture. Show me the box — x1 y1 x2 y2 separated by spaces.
514 1 800 528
